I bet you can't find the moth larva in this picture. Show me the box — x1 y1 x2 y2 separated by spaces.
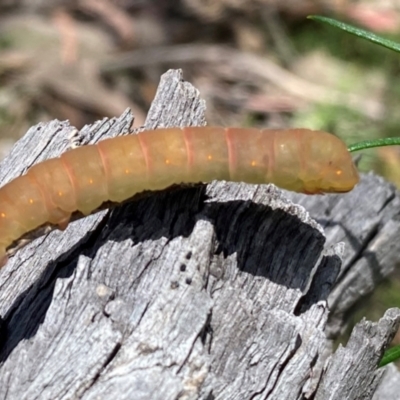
0 127 359 266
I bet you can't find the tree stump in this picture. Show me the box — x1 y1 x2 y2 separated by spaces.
0 69 399 400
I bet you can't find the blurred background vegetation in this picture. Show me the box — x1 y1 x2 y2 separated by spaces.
0 0 399 345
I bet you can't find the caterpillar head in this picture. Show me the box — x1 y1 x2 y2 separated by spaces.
303 132 359 194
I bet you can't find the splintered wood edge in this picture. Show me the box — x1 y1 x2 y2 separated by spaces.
316 308 400 399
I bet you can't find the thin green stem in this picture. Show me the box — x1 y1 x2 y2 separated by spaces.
348 137 400 152
308 15 400 54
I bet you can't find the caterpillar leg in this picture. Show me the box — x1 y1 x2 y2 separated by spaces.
57 216 71 231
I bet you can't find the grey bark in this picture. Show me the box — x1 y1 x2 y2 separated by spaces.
0 69 399 400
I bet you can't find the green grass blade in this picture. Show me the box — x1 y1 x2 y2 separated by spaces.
308 15 400 54
379 345 400 367
348 137 400 152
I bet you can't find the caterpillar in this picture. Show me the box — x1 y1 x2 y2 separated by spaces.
0 126 359 267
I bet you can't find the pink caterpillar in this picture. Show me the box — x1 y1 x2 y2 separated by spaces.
0 126 359 266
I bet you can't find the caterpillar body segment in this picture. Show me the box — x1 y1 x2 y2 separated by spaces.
0 127 359 266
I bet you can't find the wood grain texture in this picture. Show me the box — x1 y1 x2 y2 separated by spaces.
0 69 399 400
285 176 400 340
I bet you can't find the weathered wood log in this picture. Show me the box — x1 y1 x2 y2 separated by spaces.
0 69 399 400
285 173 400 339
